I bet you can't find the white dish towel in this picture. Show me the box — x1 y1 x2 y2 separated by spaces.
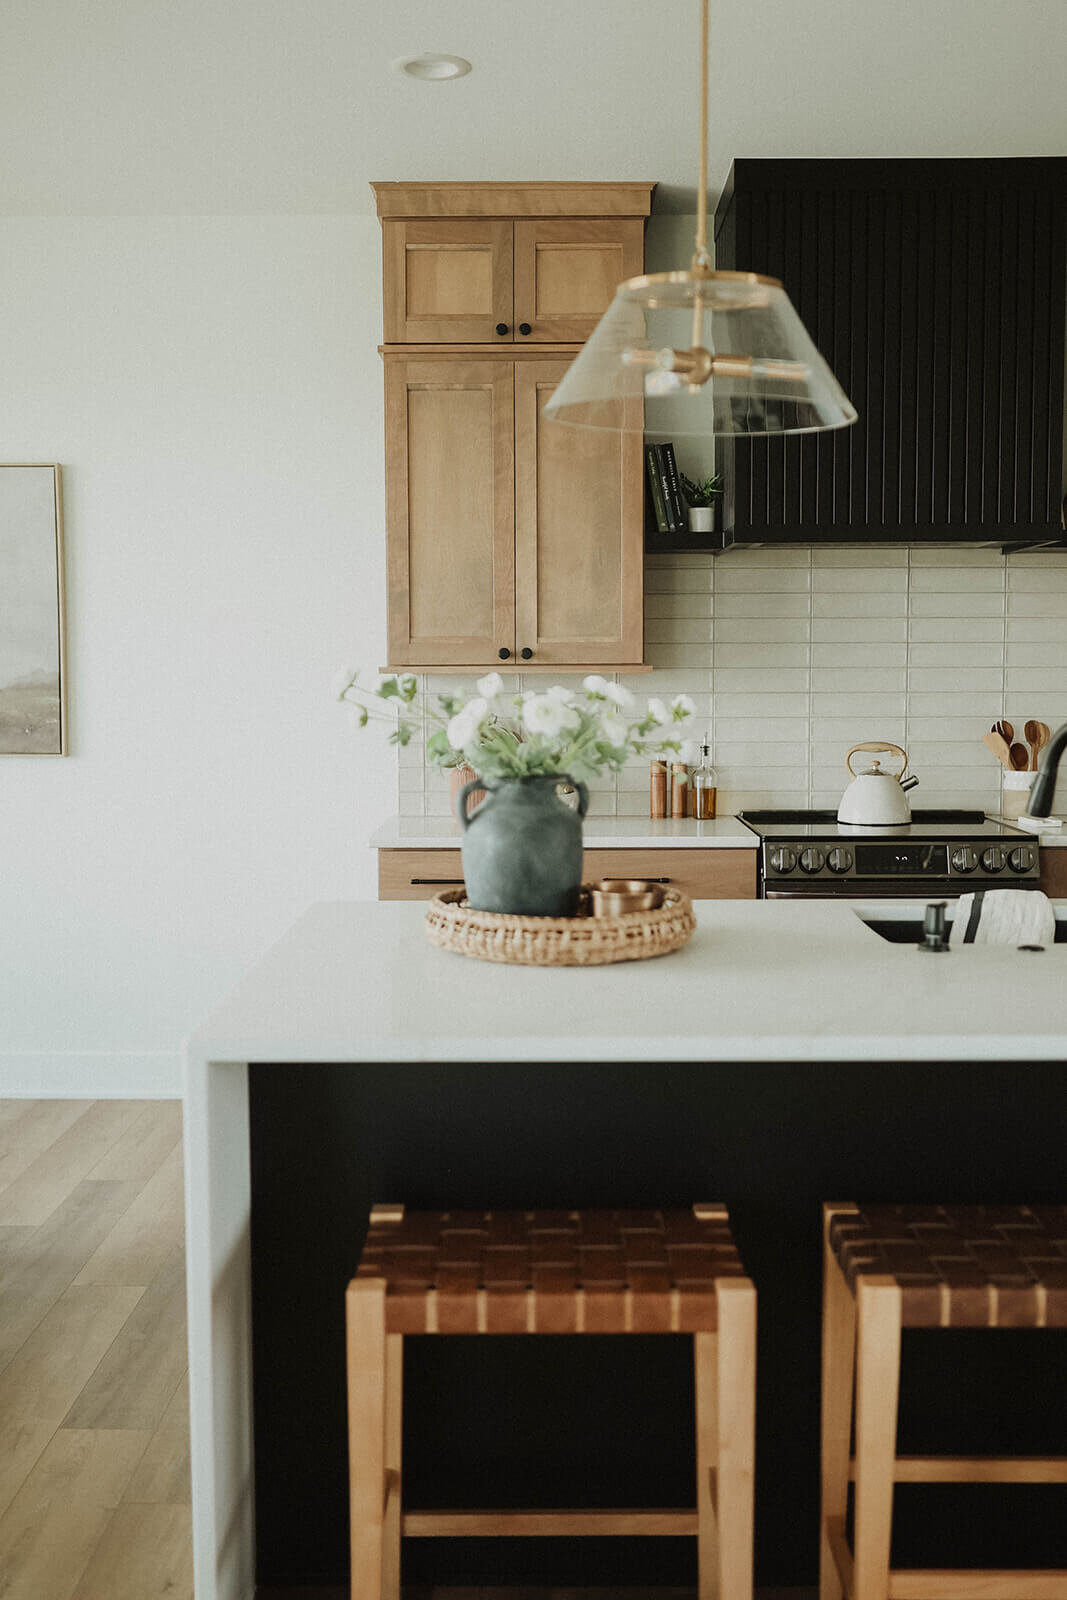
949 888 1057 947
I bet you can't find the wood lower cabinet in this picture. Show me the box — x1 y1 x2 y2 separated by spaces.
1040 849 1067 898
378 848 757 901
384 349 643 668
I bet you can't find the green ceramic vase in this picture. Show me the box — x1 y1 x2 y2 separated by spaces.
456 773 589 916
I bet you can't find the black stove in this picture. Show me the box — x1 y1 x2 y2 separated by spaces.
737 809 1041 897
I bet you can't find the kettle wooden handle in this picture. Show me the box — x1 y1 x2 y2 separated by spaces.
845 741 908 777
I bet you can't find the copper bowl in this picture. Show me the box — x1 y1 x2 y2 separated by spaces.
591 878 667 916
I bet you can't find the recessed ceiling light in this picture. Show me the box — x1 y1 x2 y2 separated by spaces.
393 53 472 81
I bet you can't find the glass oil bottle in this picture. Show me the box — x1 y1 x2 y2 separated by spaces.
692 735 717 820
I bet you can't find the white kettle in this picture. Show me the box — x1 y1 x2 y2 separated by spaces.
837 741 920 826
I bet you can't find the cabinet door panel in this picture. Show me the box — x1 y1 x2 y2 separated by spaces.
514 220 643 341
514 360 643 665
383 220 513 342
386 360 515 665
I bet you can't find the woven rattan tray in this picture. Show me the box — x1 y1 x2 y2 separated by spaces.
424 886 695 967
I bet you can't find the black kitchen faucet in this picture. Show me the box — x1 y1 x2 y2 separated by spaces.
1027 721 1067 817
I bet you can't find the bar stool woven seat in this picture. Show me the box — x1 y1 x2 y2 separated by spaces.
820 1202 1067 1600
347 1203 756 1600
829 1202 1067 1328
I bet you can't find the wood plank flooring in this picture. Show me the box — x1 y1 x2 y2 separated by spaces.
0 1099 191 1600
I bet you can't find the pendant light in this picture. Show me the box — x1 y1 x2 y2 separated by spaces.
543 0 857 439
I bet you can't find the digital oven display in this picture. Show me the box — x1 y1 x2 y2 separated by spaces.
854 842 949 877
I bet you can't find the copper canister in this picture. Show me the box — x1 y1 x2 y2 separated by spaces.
671 762 689 818
650 759 668 818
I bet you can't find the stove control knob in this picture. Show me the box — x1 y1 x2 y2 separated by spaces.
827 847 853 874
768 846 797 874
1009 845 1036 874
799 847 825 874
950 846 978 873
981 846 1008 873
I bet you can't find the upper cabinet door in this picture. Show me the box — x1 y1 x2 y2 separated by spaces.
513 220 644 342
385 358 515 665
383 220 514 343
513 359 644 666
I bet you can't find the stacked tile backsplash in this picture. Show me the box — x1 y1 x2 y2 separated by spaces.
398 545 1067 821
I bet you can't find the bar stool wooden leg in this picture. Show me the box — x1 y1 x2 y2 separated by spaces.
382 1334 403 1600
852 1276 901 1600
694 1330 721 1600
714 1277 757 1600
820 1219 858 1600
346 1279 387 1600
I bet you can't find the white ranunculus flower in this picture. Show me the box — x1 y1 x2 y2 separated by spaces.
447 695 489 749
671 693 696 720
679 738 699 764
604 681 635 710
601 711 630 746
476 671 504 701
523 693 580 738
583 674 611 698
545 683 577 704
646 696 670 725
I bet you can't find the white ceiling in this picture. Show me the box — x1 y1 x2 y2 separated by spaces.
2 0 1065 216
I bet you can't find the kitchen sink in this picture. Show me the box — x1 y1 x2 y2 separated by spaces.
862 915 1067 945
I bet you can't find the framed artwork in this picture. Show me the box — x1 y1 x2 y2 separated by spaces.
0 465 67 755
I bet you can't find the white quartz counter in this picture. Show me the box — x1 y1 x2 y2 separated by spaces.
370 814 758 849
187 897 1067 1068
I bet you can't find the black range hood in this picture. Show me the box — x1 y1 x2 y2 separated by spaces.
710 157 1067 553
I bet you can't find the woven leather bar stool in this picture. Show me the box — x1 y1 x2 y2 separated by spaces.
820 1202 1067 1600
346 1202 756 1600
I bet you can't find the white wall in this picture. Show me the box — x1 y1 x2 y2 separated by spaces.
0 217 392 1094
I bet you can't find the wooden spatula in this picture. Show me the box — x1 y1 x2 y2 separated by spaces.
983 730 1013 769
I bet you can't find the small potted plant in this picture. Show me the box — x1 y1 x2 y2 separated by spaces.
680 470 724 534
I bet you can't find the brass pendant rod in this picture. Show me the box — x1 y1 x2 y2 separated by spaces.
691 0 710 353
693 0 710 272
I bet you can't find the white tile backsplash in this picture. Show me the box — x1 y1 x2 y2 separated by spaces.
400 547 1067 818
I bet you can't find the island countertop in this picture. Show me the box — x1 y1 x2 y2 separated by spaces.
186 897 1067 1066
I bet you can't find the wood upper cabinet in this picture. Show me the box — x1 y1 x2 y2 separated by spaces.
374 181 655 670
513 220 643 342
382 220 514 343
383 216 643 343
385 351 643 667
385 358 515 666
514 359 643 664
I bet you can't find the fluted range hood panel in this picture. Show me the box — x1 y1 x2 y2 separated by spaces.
712 158 1067 551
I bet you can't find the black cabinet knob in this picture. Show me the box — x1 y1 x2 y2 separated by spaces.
518 322 532 336
495 323 509 336
520 647 534 660
498 647 511 660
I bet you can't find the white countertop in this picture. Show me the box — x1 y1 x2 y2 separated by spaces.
186 897 1067 1067
371 815 759 849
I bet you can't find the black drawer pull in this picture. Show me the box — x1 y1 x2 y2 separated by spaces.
412 878 466 886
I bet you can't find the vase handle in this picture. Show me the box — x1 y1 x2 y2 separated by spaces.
456 780 483 831
570 779 589 818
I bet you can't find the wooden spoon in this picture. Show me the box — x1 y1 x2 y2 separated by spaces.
1024 719 1051 771
994 719 1014 746
1009 741 1030 770
983 730 1013 769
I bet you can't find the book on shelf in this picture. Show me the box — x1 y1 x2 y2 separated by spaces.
645 444 671 534
660 441 687 529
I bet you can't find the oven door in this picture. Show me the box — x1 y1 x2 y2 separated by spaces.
763 877 963 900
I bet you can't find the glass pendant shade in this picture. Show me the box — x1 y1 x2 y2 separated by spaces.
543 268 857 438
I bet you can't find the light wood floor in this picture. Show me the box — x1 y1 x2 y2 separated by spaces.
0 1098 191 1600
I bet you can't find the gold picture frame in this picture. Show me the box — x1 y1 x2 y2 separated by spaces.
0 464 67 755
